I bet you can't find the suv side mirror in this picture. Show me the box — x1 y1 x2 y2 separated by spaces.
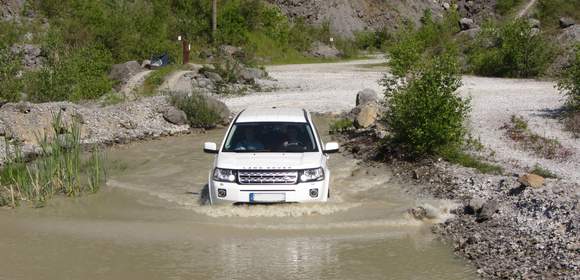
323 142 339 153
203 142 218 154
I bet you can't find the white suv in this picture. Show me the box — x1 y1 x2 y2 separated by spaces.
203 108 339 205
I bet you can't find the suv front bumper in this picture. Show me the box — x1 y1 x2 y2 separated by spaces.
209 179 329 205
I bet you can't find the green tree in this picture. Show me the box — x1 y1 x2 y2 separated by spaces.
382 51 470 157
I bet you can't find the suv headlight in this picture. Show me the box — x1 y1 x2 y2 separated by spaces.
300 168 324 182
213 168 237 182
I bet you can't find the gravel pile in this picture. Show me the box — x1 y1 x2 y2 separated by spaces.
0 96 190 165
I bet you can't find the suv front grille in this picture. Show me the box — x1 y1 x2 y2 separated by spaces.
238 170 298 185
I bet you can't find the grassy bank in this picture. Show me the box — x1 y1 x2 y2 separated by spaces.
0 113 106 207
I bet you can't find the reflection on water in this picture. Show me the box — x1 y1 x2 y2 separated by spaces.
0 118 477 280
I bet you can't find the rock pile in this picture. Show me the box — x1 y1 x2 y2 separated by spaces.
0 94 231 166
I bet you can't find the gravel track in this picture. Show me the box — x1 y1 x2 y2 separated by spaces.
224 57 579 183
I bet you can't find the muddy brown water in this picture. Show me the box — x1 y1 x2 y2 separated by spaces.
0 118 477 280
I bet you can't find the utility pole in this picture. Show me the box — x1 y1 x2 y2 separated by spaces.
212 0 217 41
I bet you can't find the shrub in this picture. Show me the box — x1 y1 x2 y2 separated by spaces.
468 19 555 78
27 44 113 102
558 46 580 111
382 52 470 157
387 10 460 76
169 94 221 128
0 47 23 102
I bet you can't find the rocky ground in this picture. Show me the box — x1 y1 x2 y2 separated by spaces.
0 94 231 165
226 58 579 279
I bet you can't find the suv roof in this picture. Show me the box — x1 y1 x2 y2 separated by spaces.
236 108 308 123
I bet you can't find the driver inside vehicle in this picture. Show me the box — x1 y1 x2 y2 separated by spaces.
233 126 264 151
283 125 305 150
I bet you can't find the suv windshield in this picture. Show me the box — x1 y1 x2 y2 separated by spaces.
223 122 318 153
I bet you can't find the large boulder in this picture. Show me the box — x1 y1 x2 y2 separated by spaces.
459 18 477 30
309 41 341 58
162 107 188 125
559 17 575 29
203 95 231 125
109 61 143 88
355 88 378 106
353 103 379 128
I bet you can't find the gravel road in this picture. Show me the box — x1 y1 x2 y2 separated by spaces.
224 57 580 183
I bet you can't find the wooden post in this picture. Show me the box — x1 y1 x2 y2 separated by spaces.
182 39 190 64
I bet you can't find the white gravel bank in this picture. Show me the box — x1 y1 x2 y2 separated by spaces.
224 58 580 183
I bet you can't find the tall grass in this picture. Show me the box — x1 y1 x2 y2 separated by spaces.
0 112 106 207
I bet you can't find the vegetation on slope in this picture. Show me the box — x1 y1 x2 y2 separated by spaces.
1 0 359 103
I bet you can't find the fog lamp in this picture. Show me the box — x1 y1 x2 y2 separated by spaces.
309 188 319 198
217 188 227 198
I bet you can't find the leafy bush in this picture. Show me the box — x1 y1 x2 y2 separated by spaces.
468 19 555 78
382 52 470 157
169 94 221 128
558 46 580 111
0 47 23 102
387 10 460 76
27 44 113 102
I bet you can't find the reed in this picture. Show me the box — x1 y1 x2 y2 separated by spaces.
0 112 106 207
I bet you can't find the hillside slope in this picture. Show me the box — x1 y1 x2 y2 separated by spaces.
267 0 445 37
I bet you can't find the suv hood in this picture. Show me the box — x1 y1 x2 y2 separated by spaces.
216 152 323 170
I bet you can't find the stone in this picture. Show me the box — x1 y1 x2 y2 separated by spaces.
354 103 379 128
476 200 498 222
10 44 44 70
518 173 545 188
559 17 575 29
204 71 223 83
203 95 231 125
465 197 486 215
162 107 188 126
459 18 477 30
141 59 151 68
218 45 244 58
119 120 137 130
239 67 267 83
458 27 481 39
309 41 341 58
442 2 450 10
528 18 541 29
355 88 378 106
109 61 143 86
